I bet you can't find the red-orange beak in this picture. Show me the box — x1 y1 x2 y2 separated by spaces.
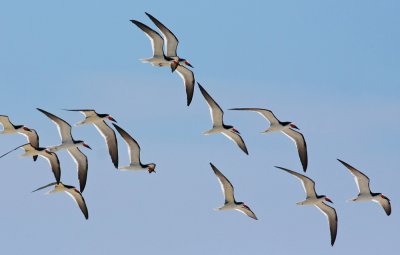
232 128 240 134
381 194 389 200
23 127 31 132
83 143 92 150
289 124 299 130
108 116 117 123
325 197 333 203
184 61 193 68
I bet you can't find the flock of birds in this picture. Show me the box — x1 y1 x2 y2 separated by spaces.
0 12 392 247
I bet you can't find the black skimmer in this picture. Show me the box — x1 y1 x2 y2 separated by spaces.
0 143 61 183
32 182 89 220
230 108 307 171
18 128 39 161
198 84 248 155
337 159 391 216
276 166 337 246
64 109 118 168
113 124 156 173
37 108 91 192
210 163 257 220
144 12 193 72
0 115 32 135
0 115 39 161
130 14 195 106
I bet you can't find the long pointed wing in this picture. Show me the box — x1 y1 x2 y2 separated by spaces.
41 151 61 184
67 147 88 192
175 65 195 106
130 20 165 57
337 159 370 195
235 206 258 220
282 129 308 172
372 196 391 216
113 124 141 165
198 84 224 127
37 108 73 143
31 182 57 193
145 12 179 57
94 121 118 168
315 202 338 246
0 143 26 158
64 187 89 219
18 128 39 149
210 163 235 204
221 130 249 155
0 115 16 130
276 166 317 198
229 108 280 125
64 109 97 118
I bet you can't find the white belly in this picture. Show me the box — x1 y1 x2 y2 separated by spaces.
119 164 146 171
141 57 171 67
48 143 77 152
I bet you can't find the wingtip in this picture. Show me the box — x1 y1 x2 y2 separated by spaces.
186 97 193 106
337 158 345 164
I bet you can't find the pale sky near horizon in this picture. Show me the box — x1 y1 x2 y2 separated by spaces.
0 1 399 254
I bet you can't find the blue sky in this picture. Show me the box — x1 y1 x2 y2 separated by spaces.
0 1 399 254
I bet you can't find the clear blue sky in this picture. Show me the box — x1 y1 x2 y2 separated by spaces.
0 1 399 254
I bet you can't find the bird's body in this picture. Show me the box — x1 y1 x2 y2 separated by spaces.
113 124 156 173
0 115 30 134
198 84 248 155
276 166 337 246
118 163 150 171
337 159 391 216
37 108 91 192
230 108 307 171
210 163 257 220
130 13 195 106
0 116 39 161
32 182 89 219
47 141 84 152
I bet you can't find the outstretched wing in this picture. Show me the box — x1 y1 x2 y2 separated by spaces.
282 128 308 172
337 159 370 195
229 108 280 125
37 108 73 143
221 130 248 155
276 166 316 198
64 186 89 220
113 124 141 165
315 202 338 246
94 121 118 168
67 147 88 192
198 84 224 127
130 20 165 57
145 12 179 57
210 163 235 204
236 206 258 220
175 65 195 106
64 109 97 118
